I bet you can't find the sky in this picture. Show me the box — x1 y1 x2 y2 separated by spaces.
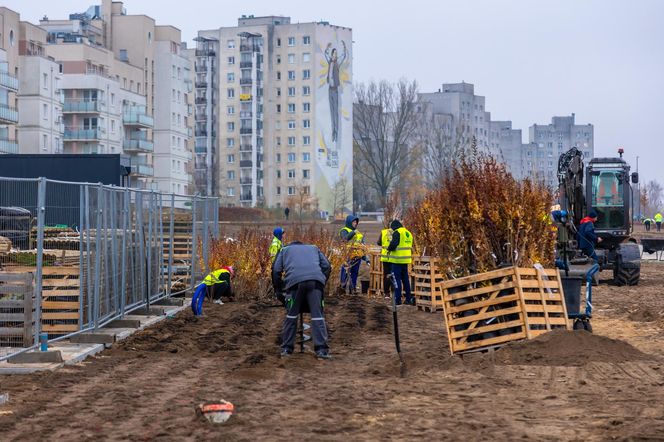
7 0 664 184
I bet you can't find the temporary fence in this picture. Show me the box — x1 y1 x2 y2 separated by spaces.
0 177 218 361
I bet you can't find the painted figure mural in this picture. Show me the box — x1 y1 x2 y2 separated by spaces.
325 41 347 143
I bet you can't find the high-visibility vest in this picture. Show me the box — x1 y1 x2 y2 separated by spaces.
380 228 393 262
387 227 413 264
203 269 230 286
656 213 663 223
269 237 282 262
341 227 364 257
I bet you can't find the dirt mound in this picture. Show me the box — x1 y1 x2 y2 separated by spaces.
493 329 651 366
627 307 662 322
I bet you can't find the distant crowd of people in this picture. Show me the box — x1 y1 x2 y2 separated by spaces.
642 212 663 232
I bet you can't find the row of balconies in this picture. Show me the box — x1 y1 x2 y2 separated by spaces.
195 49 216 57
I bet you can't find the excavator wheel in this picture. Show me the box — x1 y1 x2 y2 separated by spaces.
613 264 640 286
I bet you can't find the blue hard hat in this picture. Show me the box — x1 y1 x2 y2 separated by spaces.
273 227 284 240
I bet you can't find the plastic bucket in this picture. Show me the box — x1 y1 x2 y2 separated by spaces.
360 280 369 294
561 276 582 315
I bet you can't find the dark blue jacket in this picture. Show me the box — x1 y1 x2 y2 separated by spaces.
577 217 597 253
340 215 359 241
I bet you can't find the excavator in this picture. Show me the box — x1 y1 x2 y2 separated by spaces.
553 147 640 331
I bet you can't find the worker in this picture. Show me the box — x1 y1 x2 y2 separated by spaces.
339 215 367 293
272 241 331 359
577 209 602 262
655 212 663 232
191 266 235 315
269 227 284 263
386 219 414 306
644 217 652 232
284 207 290 221
376 225 394 299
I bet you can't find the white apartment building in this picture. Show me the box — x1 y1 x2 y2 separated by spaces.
196 16 353 212
0 8 20 154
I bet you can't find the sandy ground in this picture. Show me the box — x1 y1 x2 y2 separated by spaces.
0 263 663 441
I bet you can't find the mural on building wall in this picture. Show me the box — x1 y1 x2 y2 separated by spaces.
315 27 352 214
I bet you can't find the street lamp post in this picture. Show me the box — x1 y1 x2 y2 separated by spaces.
637 155 640 219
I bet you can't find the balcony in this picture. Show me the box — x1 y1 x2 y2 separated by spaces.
123 138 154 152
0 104 18 124
123 106 153 127
239 111 253 119
240 44 257 52
64 128 102 140
195 81 208 89
240 61 252 69
0 138 18 154
239 144 253 152
240 193 252 202
239 160 252 168
63 100 101 113
195 49 216 57
195 97 207 105
240 78 252 85
131 164 154 176
240 128 252 135
239 93 252 102
195 63 208 72
0 71 19 91
239 177 253 184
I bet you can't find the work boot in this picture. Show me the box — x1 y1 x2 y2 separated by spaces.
315 350 332 360
213 299 224 305
280 348 293 358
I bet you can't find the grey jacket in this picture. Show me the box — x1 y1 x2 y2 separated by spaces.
272 242 331 291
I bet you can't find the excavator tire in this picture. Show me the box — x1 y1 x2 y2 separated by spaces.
613 242 641 286
613 265 640 286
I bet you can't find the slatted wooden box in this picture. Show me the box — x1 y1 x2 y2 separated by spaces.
440 266 570 355
0 271 36 347
368 249 383 297
412 256 445 312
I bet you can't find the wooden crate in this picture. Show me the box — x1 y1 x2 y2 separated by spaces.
0 272 36 347
368 249 383 297
6 266 81 338
440 267 570 355
412 256 445 312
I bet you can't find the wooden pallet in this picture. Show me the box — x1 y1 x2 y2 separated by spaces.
368 249 383 297
5 266 81 338
0 271 36 347
413 256 445 313
440 266 570 355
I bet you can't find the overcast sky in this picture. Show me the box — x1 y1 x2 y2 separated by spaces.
7 0 664 184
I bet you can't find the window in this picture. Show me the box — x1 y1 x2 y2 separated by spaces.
276 38 282 47
288 37 295 46
172 89 176 101
111 120 116 133
302 152 311 162
558 142 564 150
302 69 310 79
288 120 296 129
43 73 48 89
227 170 235 180
288 152 296 162
277 170 282 178
276 55 281 64
303 102 310 113
303 36 311 45
303 169 310 179
302 53 310 63
288 87 295 97
288 53 295 64
276 71 281 80
227 138 235 147
227 187 235 197
288 70 295 80
42 134 48 151
227 72 235 82
227 88 235 98
288 169 296 178
288 137 295 146
302 86 310 96
227 39 235 49
303 119 310 129
288 103 295 113
276 104 281 113
227 154 235 163
227 106 235 114
177 67 182 79
276 137 282 146
177 91 181 103
276 186 281 195
227 122 235 132
227 56 235 65
276 87 281 97
276 153 281 163
288 186 295 195
42 104 48 120
303 136 311 145
110 93 115 106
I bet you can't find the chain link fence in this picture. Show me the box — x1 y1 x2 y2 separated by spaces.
0 177 218 361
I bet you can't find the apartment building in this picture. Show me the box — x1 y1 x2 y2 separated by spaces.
196 16 353 212
0 8 20 154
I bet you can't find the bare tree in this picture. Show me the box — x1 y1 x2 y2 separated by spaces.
287 181 318 221
330 176 350 219
353 79 420 207
646 180 663 214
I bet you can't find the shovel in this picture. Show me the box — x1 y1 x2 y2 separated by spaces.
389 272 407 377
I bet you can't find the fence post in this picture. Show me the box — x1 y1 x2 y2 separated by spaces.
33 177 47 346
136 192 145 308
120 189 129 317
85 185 92 328
78 184 84 330
146 191 153 306
93 184 103 329
110 189 119 316
191 196 198 294
158 193 165 298
167 193 175 297
202 198 209 276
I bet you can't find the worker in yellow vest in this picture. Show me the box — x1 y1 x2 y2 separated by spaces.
376 226 394 299
655 212 663 232
339 215 367 293
191 266 235 315
386 220 414 305
269 227 284 263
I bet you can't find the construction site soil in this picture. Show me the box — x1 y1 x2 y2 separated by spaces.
1 262 664 441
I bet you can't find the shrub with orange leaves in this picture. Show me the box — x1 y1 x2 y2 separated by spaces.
405 150 555 278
